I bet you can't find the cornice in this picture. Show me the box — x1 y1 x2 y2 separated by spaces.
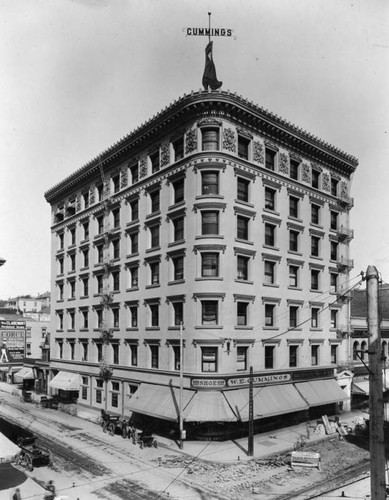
45 89 358 203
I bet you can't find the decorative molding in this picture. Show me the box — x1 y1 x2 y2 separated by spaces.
185 128 198 154
160 143 170 168
197 118 222 127
222 128 236 152
120 167 128 189
253 141 264 164
139 157 147 178
278 152 289 175
322 172 330 192
302 163 311 183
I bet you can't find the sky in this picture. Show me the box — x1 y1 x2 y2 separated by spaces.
0 0 388 299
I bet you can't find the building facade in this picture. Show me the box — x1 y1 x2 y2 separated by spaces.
44 90 358 438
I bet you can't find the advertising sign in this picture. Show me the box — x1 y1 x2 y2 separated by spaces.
0 320 26 364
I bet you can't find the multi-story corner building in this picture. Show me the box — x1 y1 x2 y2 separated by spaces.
44 90 358 438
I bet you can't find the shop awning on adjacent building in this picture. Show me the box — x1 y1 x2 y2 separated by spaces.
183 391 237 422
223 384 309 422
295 379 349 406
49 371 80 391
126 384 195 421
351 380 369 395
14 367 34 380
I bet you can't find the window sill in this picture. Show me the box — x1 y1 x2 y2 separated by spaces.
80 266 89 271
310 223 324 230
195 194 224 200
168 200 186 211
262 283 280 288
126 287 139 292
263 245 280 251
195 325 223 329
80 328 89 332
263 209 280 216
195 277 223 281
168 279 185 285
145 327 160 331
146 210 161 220
168 239 185 248
126 327 139 331
263 326 279 330
146 284 161 289
57 299 64 303
310 289 322 293
168 326 185 331
310 255 323 261
235 199 254 208
235 238 254 246
234 279 254 284
310 328 323 332
235 325 253 330
68 297 76 301
126 252 139 259
146 246 161 253
288 250 303 256
195 235 224 240
288 216 303 223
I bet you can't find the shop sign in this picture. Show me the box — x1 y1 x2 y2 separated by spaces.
191 379 226 388
227 373 291 387
0 320 26 364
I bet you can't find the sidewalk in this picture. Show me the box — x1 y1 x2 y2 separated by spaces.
0 381 366 464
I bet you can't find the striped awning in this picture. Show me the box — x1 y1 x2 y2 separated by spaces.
49 371 80 391
295 379 349 406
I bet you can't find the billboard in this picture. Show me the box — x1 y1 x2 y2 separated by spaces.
0 320 26 364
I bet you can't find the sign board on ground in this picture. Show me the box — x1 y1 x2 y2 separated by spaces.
291 451 321 470
0 320 26 364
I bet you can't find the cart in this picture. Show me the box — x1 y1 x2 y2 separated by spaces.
14 436 52 471
137 432 158 449
19 390 33 403
100 410 120 436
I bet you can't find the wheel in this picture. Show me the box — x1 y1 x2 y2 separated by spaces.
108 423 115 436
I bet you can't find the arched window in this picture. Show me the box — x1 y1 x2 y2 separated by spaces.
353 341 359 361
361 341 367 362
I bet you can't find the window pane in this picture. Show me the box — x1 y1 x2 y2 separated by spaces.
202 253 219 277
202 129 219 151
237 178 249 202
201 211 219 235
202 301 218 325
202 172 219 195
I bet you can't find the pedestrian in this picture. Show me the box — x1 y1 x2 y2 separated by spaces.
12 488 22 500
44 480 56 497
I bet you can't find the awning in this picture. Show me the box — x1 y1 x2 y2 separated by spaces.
295 379 349 406
49 371 80 391
223 384 309 422
14 367 34 380
352 380 369 395
183 391 237 422
126 384 195 421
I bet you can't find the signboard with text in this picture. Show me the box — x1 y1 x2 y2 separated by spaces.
0 320 26 364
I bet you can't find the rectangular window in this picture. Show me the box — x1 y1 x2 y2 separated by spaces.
83 192 89 210
112 208 120 228
97 309 103 329
265 149 276 171
289 345 298 368
173 137 184 161
202 253 219 277
150 190 160 213
130 344 138 366
331 178 339 196
58 313 64 330
130 306 138 328
330 273 338 293
201 347 217 372
264 187 276 211
150 304 159 327
202 300 218 325
150 345 159 368
82 310 89 329
201 211 219 235
70 281 76 299
264 261 275 284
173 255 184 281
290 159 299 180
173 302 184 326
312 169 320 189
237 215 249 240
202 128 219 151
97 343 103 362
289 306 299 328
237 255 249 281
172 346 181 371
58 340 63 358
265 304 275 326
130 200 139 221
69 341 75 360
130 267 138 288
265 345 275 369
112 343 119 365
237 177 250 202
150 150 160 173
58 283 63 300
83 221 89 240
113 240 120 260
97 245 104 263
131 164 139 184
331 344 338 364
130 232 138 254
311 345 319 366
289 230 299 252
265 223 275 246
289 196 299 218
70 227 76 246
173 217 184 241
311 307 319 328
237 302 248 326
113 309 119 328
330 309 338 328
97 274 103 294
96 390 102 404
58 233 64 250
81 342 88 361
111 392 118 408
70 254 76 271
330 211 338 230
311 204 320 225
150 262 160 285
330 241 338 261
238 135 250 160
150 225 160 248
97 184 104 202
173 178 185 204
311 269 320 290
58 257 64 275
201 171 219 195
237 346 248 371
112 174 120 194
97 216 104 235
83 249 89 268
289 266 298 287
311 236 320 257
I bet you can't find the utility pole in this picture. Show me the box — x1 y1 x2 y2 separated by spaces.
248 366 254 456
366 265 386 500
179 322 185 449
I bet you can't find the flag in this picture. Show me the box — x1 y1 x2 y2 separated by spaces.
202 41 222 91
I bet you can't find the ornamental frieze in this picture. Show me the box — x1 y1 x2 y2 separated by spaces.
103 177 111 198
253 141 264 164
120 168 128 189
139 157 147 178
278 152 289 175
197 118 222 127
340 181 348 198
185 128 198 154
322 173 330 192
223 128 236 152
160 144 170 168
76 195 82 212
302 163 311 183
